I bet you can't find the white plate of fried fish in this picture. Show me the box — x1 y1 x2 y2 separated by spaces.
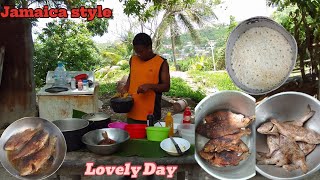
0 117 67 180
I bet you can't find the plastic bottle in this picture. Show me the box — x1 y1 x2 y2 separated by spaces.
77 80 83 91
54 61 67 87
183 107 192 124
71 78 76 90
165 112 174 137
147 112 155 127
83 80 89 91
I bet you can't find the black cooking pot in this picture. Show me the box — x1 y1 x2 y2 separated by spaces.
82 112 111 131
52 118 90 152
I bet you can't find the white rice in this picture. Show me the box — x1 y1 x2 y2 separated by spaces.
231 27 293 91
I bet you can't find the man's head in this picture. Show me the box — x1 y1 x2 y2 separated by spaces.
133 33 154 61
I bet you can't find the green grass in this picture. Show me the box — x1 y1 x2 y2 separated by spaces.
188 70 240 91
164 77 206 103
98 82 117 97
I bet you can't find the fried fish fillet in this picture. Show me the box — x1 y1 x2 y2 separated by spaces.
297 142 316 156
203 129 251 153
200 150 249 167
204 110 255 128
11 130 49 160
279 135 308 174
265 135 280 157
98 131 116 145
19 136 57 176
257 150 289 167
196 121 241 139
257 104 315 135
271 119 320 144
4 124 42 151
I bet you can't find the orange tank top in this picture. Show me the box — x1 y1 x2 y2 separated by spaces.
127 55 164 121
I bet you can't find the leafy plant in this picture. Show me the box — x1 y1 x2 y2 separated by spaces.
164 77 206 103
99 83 117 97
188 70 240 91
33 19 102 87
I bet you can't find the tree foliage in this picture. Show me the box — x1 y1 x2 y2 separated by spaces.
269 0 320 82
34 19 102 87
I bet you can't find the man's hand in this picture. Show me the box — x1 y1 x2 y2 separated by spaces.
137 84 153 94
120 84 129 94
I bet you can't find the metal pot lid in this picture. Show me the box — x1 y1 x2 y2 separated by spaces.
82 112 110 121
45 87 68 93
52 119 89 132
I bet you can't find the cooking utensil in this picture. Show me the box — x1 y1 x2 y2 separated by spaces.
52 118 89 152
82 128 130 155
82 112 111 131
256 92 320 180
170 137 183 155
45 86 68 93
160 137 190 156
0 117 67 180
110 96 134 113
225 16 297 95
195 90 256 180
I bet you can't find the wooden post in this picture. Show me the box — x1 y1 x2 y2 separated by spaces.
0 46 4 86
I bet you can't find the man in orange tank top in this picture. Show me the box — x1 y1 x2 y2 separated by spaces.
121 33 170 124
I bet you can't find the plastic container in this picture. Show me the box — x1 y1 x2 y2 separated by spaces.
54 61 67 87
146 127 170 142
124 124 147 139
83 80 89 91
183 107 192 124
71 78 76 90
108 122 128 130
165 112 174 137
177 124 195 144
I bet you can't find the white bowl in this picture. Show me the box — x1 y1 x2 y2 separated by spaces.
154 122 179 133
160 137 190 156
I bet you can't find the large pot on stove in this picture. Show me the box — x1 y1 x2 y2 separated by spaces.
82 112 111 131
52 118 89 152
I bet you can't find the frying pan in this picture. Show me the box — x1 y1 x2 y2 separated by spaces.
45 87 68 93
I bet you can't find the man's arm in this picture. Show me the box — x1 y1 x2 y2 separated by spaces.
137 60 170 94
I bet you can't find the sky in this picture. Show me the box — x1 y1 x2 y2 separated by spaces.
32 0 276 43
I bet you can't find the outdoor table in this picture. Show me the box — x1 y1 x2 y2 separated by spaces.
55 149 199 180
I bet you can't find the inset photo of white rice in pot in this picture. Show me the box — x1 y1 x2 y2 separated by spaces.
225 16 298 95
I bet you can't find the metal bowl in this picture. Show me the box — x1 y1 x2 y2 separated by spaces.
82 112 111 130
195 90 256 180
82 128 130 155
0 117 67 180
225 16 297 95
256 92 320 180
52 118 90 152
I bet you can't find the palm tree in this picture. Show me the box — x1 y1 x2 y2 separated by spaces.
151 0 217 70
